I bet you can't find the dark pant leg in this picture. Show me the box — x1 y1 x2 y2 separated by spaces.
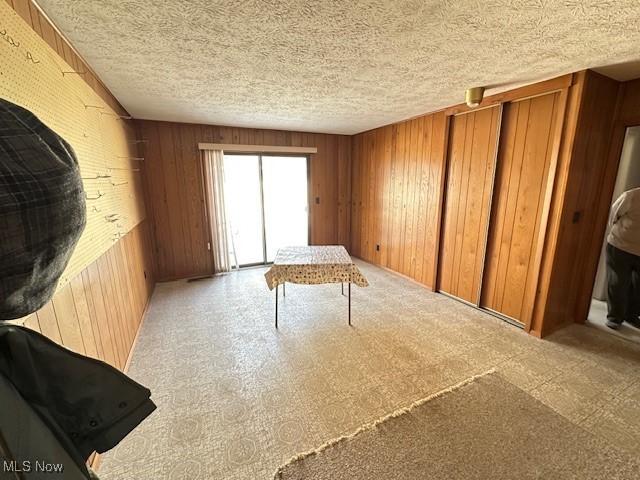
627 269 640 321
606 243 634 323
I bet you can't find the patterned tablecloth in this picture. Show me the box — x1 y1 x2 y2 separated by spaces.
264 246 369 290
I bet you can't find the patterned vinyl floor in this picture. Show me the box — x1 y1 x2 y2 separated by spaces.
99 260 640 480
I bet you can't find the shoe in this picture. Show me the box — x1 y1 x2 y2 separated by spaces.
624 317 640 329
606 319 622 330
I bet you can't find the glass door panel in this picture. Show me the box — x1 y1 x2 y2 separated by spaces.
223 154 265 266
262 156 309 262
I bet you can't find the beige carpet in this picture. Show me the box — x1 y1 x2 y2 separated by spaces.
275 371 640 480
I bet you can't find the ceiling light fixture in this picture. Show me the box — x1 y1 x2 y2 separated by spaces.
465 87 485 108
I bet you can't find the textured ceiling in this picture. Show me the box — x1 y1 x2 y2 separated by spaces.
37 0 640 135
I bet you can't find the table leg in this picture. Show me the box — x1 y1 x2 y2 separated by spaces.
341 282 344 295
348 282 351 326
283 282 286 297
275 284 278 329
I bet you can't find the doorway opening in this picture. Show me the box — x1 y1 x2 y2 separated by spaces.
223 153 309 268
586 125 640 344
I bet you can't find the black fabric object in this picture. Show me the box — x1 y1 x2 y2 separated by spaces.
0 373 89 480
606 243 640 324
0 98 86 320
0 324 156 476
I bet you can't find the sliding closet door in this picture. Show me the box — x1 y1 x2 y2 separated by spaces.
481 92 563 323
437 106 501 304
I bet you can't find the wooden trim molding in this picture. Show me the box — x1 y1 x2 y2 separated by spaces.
527 72 587 336
443 74 573 116
198 143 318 154
571 75 629 327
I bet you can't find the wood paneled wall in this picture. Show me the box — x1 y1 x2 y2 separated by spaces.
138 120 352 281
616 78 640 126
17 223 155 369
6 0 155 363
438 106 500 303
532 72 624 336
350 112 448 287
350 72 630 336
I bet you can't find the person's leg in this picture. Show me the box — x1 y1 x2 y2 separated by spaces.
606 243 633 329
624 259 640 328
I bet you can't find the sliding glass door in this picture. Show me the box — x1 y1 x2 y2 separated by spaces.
223 154 308 267
262 156 309 262
223 155 265 266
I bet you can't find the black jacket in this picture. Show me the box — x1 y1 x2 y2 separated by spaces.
0 325 155 478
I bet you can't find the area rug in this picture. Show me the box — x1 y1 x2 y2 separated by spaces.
274 371 639 479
